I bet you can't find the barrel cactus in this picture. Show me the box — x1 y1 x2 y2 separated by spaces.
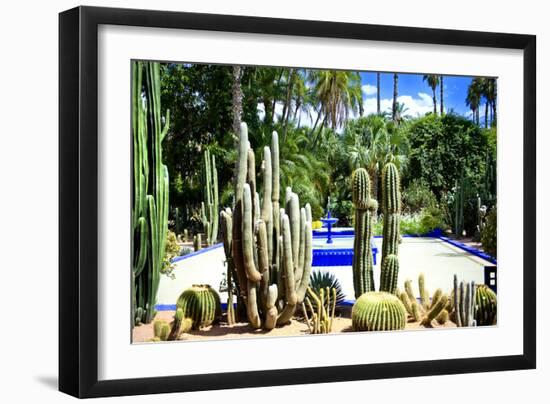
475 285 497 326
351 168 377 297
176 284 221 329
352 292 407 331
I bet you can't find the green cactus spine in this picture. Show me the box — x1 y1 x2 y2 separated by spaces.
153 320 171 341
380 162 401 293
421 294 449 326
201 149 219 246
351 168 376 297
352 292 406 331
132 61 170 324
453 274 476 327
176 285 221 329
475 285 497 326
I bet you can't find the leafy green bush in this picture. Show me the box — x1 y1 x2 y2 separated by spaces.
329 197 353 227
419 205 448 233
481 207 497 258
161 230 181 278
373 206 447 237
402 179 438 213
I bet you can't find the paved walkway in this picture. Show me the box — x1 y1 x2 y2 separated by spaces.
156 237 492 306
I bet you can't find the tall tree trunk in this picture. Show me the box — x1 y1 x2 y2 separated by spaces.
392 73 398 121
440 76 444 115
309 108 322 138
432 87 437 114
270 69 285 124
484 101 489 128
281 68 294 129
376 72 381 114
476 108 480 126
492 101 497 127
231 65 243 135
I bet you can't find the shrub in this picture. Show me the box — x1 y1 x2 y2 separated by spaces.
419 205 448 233
161 230 181 278
374 206 447 237
481 206 497 258
402 179 438 214
311 220 323 230
328 197 354 227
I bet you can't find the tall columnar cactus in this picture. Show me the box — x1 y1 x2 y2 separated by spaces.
454 170 465 237
201 149 219 246
176 285 221 329
380 162 401 293
351 168 377 297
132 61 170 325
352 292 407 331
452 274 476 327
220 123 312 329
220 207 236 325
475 285 497 326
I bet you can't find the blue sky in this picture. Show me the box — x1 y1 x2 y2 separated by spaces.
359 72 474 118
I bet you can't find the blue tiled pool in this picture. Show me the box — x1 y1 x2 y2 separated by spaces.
312 235 377 267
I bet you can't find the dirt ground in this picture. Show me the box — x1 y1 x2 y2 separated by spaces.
132 309 457 343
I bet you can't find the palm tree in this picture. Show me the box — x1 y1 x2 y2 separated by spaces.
480 78 497 126
440 75 444 115
376 72 381 115
466 78 483 125
423 74 440 114
387 102 411 126
309 70 363 140
392 73 398 121
343 114 409 199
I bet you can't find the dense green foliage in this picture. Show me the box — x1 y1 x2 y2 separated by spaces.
155 64 496 239
481 206 497 258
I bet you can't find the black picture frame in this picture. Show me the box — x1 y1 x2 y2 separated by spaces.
59 5 536 398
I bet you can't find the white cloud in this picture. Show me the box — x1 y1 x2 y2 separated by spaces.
362 92 435 117
362 84 377 96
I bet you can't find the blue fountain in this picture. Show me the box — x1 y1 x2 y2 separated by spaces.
320 198 338 244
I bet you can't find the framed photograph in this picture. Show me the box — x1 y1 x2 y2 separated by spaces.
59 6 536 398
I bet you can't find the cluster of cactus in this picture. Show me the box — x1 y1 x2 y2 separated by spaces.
132 61 170 325
200 149 219 246
474 285 497 326
380 162 401 293
149 309 193 342
351 168 377 297
176 284 221 329
352 292 406 331
398 273 449 327
220 123 313 329
451 274 476 327
302 287 337 334
150 320 171 342
350 163 404 330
